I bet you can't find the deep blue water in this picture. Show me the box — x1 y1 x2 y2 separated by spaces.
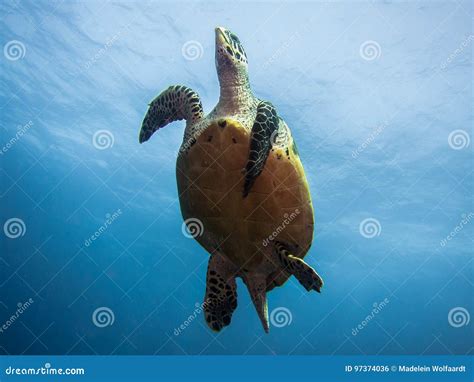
0 1 472 355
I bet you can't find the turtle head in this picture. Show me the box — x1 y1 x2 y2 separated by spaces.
215 27 249 86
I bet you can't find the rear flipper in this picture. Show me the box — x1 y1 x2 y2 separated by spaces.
204 254 238 332
275 241 323 293
139 85 203 143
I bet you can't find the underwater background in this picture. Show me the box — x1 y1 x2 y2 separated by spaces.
0 0 472 355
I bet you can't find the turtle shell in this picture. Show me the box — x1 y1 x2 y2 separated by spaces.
176 119 314 282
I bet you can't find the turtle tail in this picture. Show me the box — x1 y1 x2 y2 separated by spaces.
242 273 269 333
139 85 203 143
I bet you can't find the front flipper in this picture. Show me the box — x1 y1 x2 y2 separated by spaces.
139 85 203 143
243 100 279 197
275 241 324 293
204 254 238 332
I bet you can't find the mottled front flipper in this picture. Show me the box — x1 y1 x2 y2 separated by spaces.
204 254 238 332
275 241 323 293
139 85 203 143
243 100 279 197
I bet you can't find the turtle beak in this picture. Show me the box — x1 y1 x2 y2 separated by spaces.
215 26 227 46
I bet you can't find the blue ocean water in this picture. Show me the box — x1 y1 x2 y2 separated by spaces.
0 0 472 356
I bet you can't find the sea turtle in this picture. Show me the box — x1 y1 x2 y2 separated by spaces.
139 27 323 333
